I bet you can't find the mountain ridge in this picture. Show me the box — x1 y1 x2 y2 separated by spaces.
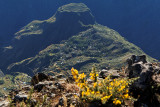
0 3 155 75
6 24 154 75
0 3 95 71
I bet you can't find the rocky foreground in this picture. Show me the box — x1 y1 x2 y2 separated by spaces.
0 55 160 107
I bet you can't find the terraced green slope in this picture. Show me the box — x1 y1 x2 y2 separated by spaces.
7 24 154 75
0 72 31 96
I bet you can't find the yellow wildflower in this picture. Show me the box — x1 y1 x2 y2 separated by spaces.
78 73 86 80
82 91 85 97
71 67 136 105
96 91 100 94
74 95 78 99
77 83 86 89
126 89 129 93
101 95 112 104
113 99 121 105
73 75 77 80
118 85 125 91
110 82 114 86
75 79 79 83
108 87 112 90
96 73 99 77
86 91 90 96
86 87 91 92
71 67 74 72
71 68 79 81
90 72 98 81
123 94 129 99
98 82 102 86
89 73 95 80
91 91 95 94
115 81 120 86
93 82 97 88
121 86 125 90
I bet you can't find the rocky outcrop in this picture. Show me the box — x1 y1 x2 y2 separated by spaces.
31 73 50 85
126 55 160 107
0 73 80 107
99 69 120 79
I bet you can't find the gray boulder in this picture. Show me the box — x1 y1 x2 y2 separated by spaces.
31 73 49 85
0 101 9 107
126 55 160 106
13 94 28 103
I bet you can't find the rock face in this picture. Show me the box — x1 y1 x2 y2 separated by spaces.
126 55 160 107
55 3 95 26
31 73 50 85
127 55 149 78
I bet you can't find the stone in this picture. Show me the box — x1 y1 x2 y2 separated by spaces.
58 79 66 84
34 81 54 92
30 99 37 107
8 89 20 99
22 85 31 91
99 69 108 79
13 94 28 103
87 79 94 84
49 76 57 81
50 93 56 98
127 55 147 66
108 70 120 78
46 85 57 93
126 55 160 106
34 83 45 92
99 68 120 79
152 74 160 83
56 74 64 79
54 82 64 90
66 75 74 83
72 100 77 105
0 101 9 107
126 55 149 78
31 73 49 85
65 93 73 97
58 97 64 106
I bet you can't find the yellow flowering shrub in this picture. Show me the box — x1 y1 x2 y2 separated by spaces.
71 67 137 106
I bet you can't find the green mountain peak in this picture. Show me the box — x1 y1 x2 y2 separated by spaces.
57 3 90 12
0 3 155 75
